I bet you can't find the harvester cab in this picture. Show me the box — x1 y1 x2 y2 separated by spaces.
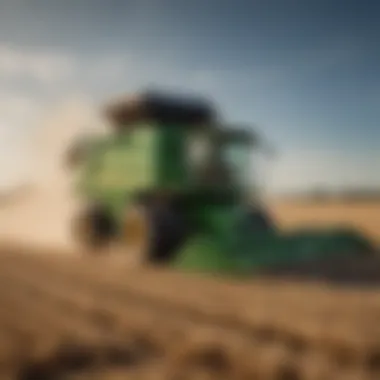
67 90 375 276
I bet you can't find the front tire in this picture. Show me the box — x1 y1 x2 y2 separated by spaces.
71 205 116 253
122 203 188 265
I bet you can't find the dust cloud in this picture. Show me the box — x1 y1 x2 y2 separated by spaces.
0 97 109 252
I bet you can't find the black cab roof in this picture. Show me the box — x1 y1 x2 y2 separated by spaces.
104 90 218 126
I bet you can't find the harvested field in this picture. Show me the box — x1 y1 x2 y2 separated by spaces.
0 200 379 379
270 200 380 246
0 244 379 379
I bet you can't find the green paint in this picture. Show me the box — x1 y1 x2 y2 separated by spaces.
156 126 189 188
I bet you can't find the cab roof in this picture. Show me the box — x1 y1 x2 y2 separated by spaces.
104 90 218 127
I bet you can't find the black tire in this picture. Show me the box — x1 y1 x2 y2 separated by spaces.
71 205 116 251
146 204 189 264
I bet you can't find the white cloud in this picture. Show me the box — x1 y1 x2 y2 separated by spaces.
0 44 77 84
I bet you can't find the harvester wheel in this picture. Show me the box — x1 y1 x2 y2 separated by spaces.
71 205 116 254
122 203 188 266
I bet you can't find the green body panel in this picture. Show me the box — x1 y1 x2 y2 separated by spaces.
76 129 156 224
75 123 245 231
156 126 189 188
76 124 193 226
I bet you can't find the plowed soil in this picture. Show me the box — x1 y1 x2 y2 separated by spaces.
0 242 379 380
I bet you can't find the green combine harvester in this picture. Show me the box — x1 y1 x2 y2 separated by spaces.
66 90 376 280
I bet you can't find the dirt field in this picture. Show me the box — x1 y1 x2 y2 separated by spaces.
0 200 379 379
270 200 380 246
0 248 379 379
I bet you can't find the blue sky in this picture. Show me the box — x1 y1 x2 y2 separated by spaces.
0 0 379 193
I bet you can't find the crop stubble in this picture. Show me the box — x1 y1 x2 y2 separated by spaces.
0 243 379 380
0 200 379 379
